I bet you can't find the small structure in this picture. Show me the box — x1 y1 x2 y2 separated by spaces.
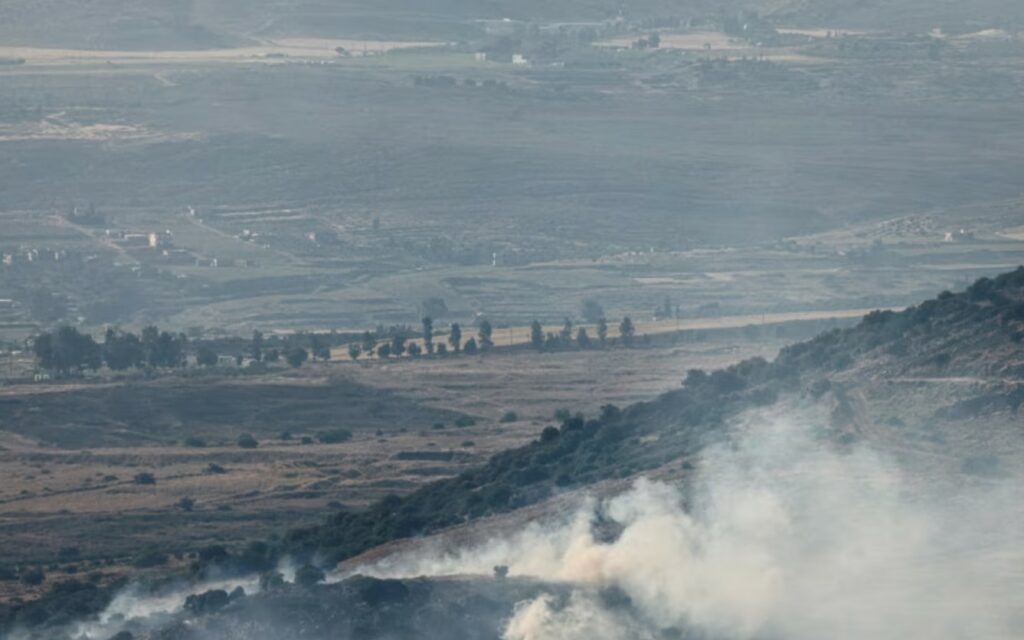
512 54 529 66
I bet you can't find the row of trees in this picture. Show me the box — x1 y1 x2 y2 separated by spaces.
530 316 635 351
344 317 496 361
33 326 188 374
33 313 641 374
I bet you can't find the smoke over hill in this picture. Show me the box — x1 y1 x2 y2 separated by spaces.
356 411 1022 640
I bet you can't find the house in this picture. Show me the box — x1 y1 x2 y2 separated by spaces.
512 54 529 66
148 230 173 248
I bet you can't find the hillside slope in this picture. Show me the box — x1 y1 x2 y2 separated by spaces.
283 267 1024 564
3 268 1021 638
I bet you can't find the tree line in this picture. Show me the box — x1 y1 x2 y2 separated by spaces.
33 325 188 375
31 313 642 375
528 316 635 351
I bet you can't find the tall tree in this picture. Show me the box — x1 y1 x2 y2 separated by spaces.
576 327 591 349
478 320 493 349
597 317 608 347
141 325 161 368
391 335 407 358
250 330 264 362
422 317 434 354
348 344 362 361
463 337 478 355
619 316 635 347
361 331 376 358
530 320 544 350
449 323 462 353
310 334 330 361
103 328 144 371
559 317 573 344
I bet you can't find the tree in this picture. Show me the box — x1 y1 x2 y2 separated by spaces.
576 327 591 349
377 343 392 358
348 344 362 361
648 32 661 48
580 299 604 324
619 316 635 346
286 346 309 368
141 326 160 367
33 326 101 375
197 346 218 367
391 335 406 357
436 343 448 356
140 326 186 368
103 328 144 371
559 317 573 344
596 318 608 347
407 342 422 357
310 334 330 361
530 320 544 350
478 320 493 349
250 330 264 362
422 317 434 354
463 337 478 354
264 348 280 363
361 331 376 358
449 323 462 353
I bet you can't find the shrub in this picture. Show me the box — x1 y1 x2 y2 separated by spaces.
183 437 206 448
500 411 518 423
237 434 259 449
454 416 476 428
317 429 353 444
294 564 326 588
133 472 156 485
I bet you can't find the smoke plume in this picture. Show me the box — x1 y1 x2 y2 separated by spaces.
354 411 1024 640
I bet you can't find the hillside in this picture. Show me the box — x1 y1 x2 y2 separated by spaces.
281 268 1023 563
3 0 1022 50
2 268 1021 638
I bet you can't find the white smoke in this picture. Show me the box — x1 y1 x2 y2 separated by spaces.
352 411 1024 640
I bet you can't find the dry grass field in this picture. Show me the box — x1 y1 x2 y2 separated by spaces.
0 328 794 602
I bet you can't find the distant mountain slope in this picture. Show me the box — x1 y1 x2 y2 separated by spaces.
283 267 1024 564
